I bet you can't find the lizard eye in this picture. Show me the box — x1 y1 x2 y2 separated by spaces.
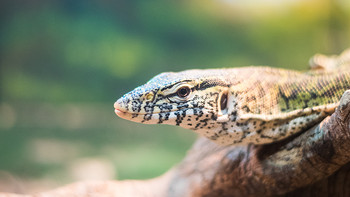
177 86 191 98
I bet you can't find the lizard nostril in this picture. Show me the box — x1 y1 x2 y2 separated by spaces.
144 92 154 101
220 92 228 111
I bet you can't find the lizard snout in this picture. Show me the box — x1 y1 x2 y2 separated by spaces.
114 98 128 117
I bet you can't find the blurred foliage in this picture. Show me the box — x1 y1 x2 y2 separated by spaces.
0 0 350 190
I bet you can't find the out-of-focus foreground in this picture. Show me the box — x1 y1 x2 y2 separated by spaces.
0 0 350 194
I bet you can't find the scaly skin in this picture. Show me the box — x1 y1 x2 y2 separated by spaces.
114 52 350 145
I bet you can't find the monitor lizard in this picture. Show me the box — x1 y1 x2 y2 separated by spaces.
114 49 350 146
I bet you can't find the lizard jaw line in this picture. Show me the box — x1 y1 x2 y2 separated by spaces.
114 109 176 116
114 100 190 116
114 101 169 120
114 109 142 122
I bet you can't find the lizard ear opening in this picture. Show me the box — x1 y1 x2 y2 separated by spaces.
217 90 229 122
220 91 228 111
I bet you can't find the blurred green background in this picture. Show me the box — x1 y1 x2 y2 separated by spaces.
0 0 350 193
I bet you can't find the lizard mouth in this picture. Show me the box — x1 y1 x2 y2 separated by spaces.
114 108 125 115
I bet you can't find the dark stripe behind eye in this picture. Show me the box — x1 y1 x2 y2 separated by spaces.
197 80 229 90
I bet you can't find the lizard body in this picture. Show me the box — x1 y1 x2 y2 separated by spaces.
114 50 350 145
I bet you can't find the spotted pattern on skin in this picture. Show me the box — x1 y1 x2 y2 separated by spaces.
115 66 350 146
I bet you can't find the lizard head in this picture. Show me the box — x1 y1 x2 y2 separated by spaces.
114 69 233 132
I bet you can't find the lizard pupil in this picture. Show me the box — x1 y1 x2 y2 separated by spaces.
177 87 191 98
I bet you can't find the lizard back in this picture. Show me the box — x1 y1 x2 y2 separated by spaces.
228 67 350 119
210 66 350 144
